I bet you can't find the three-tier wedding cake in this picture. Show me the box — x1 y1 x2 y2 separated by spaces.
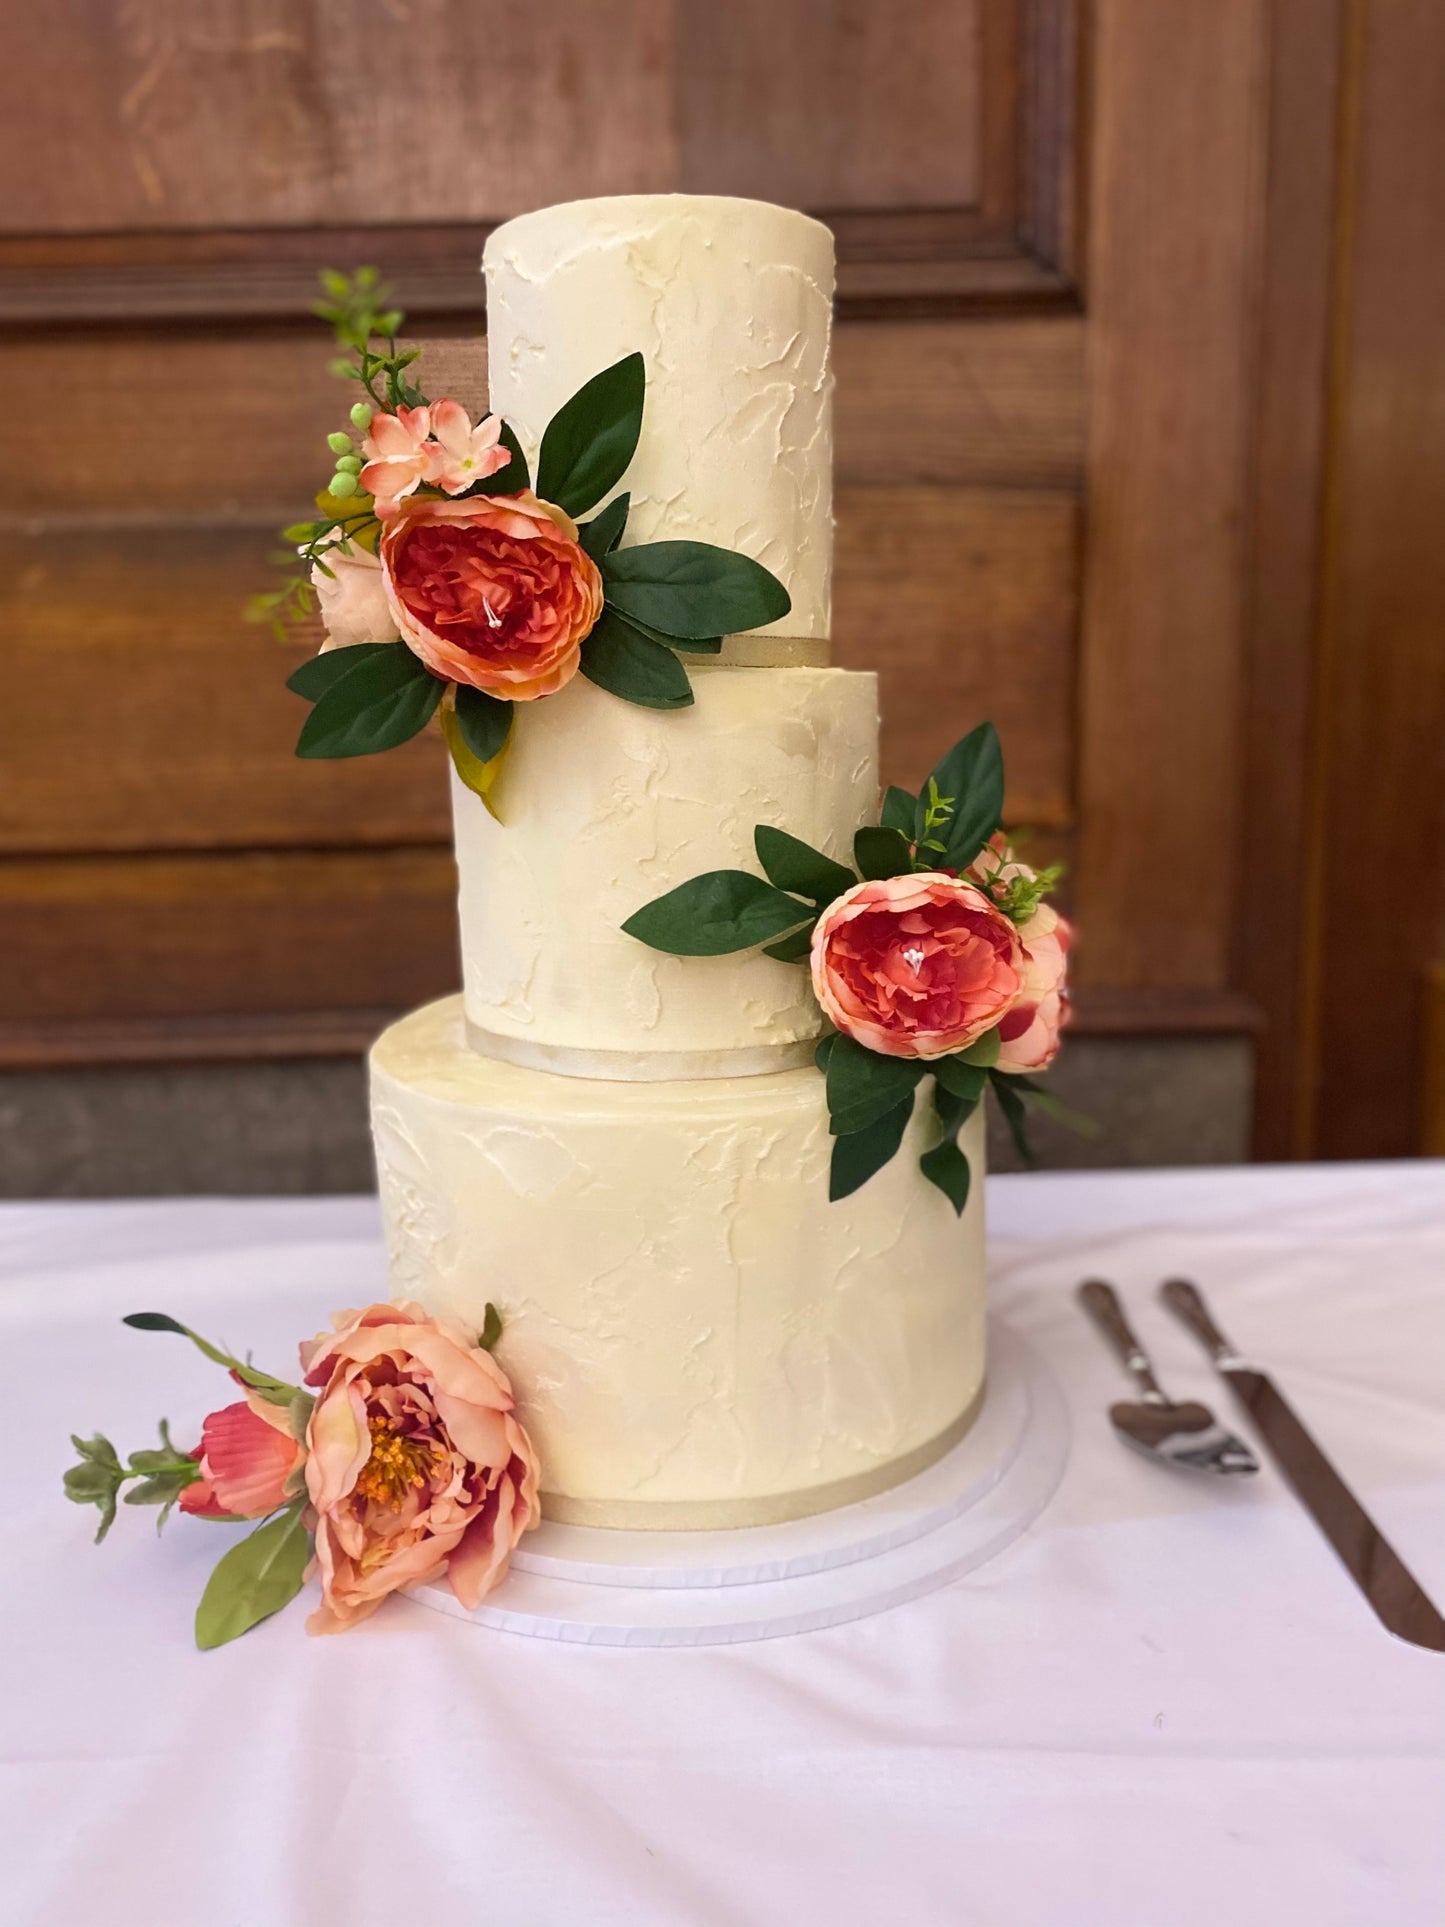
369 197 987 1530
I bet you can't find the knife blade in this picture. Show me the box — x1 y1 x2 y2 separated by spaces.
1160 1278 1445 1653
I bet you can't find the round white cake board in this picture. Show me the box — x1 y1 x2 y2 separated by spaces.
408 1318 1068 1647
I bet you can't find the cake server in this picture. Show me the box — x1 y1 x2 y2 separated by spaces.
1161 1278 1445 1652
1076 1280 1259 1474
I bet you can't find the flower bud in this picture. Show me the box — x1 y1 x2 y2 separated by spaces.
350 401 373 429
328 471 358 498
335 454 363 475
327 431 353 455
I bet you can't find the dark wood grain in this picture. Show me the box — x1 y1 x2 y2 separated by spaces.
1303 0 1445 1156
1237 0 1346 1156
834 488 1078 827
0 849 460 1025
1074 0 1268 991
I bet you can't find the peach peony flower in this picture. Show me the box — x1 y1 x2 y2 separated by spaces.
810 872 1025 1060
179 1390 305 1521
379 491 603 701
994 901 1074 1073
299 1301 540 1635
311 544 398 651
422 400 511 495
359 405 434 516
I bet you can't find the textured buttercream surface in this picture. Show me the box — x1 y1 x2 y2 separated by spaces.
484 194 835 638
371 997 988 1519
456 665 879 1058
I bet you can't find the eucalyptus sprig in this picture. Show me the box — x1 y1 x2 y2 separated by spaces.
63 1420 202 1543
312 266 428 414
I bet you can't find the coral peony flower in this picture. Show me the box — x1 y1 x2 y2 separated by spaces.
810 872 1025 1060
299 1302 540 1635
179 1391 304 1521
422 400 511 495
994 901 1074 1073
359 405 434 516
311 543 397 651
379 491 602 701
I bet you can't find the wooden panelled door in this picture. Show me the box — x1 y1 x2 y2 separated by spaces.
2 1 1441 1165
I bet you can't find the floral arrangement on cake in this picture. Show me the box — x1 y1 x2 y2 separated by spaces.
250 271 790 811
64 1300 539 1647
624 722 1079 1210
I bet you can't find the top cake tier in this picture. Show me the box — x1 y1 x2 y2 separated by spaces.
483 195 834 642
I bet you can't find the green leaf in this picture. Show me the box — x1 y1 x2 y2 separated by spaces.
825 1034 926 1137
601 541 791 638
580 608 694 710
830 1097 915 1201
854 825 914 881
916 722 1005 871
124 1468 200 1512
754 826 856 905
920 1135 973 1215
814 1032 838 1073
453 685 513 764
294 642 444 759
537 352 645 517
194 1504 311 1651
486 420 530 495
68 1431 122 1473
931 1057 987 1105
286 642 397 703
287 1392 316 1444
608 605 721 654
478 1303 503 1352
955 1028 1002 1069
762 923 816 963
577 491 630 561
623 871 811 956
122 1313 298 1401
990 1072 1038 1167
881 786 917 836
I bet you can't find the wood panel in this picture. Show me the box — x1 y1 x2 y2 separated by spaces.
0 2 675 233
0 850 459 1024
834 488 1077 825
1074 0 1268 991
0 526 450 856
1237 0 1345 1156
8 317 1084 517
1304 0 1445 1156
2 485 1078 855
676 0 982 208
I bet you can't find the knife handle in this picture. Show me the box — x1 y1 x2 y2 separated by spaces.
1160 1278 1243 1367
1077 1279 1168 1402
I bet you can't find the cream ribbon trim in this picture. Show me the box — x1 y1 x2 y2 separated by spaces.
538 1385 986 1531
464 1021 819 1083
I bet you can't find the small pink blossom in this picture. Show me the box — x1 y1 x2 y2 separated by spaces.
359 405 434 516
994 902 1074 1073
423 400 510 494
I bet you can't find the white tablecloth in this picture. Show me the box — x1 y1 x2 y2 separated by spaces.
3 1163 1443 1927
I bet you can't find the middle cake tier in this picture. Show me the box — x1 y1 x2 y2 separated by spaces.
455 663 879 1076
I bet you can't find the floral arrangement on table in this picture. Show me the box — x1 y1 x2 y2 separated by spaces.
624 722 1080 1211
63 1300 539 1647
250 271 790 812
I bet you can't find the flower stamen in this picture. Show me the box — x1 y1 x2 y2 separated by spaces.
353 1415 437 1507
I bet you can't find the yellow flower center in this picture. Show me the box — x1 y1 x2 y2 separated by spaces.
353 1414 437 1507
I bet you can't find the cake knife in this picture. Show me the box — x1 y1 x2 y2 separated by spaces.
1160 1278 1445 1652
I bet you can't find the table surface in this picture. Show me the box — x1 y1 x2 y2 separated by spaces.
4 1162 1443 1927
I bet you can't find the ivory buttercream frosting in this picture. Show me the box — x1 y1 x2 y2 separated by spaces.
369 196 988 1528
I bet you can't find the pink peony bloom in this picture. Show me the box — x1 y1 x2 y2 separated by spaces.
379 490 602 702
810 872 1025 1060
359 405 434 516
422 400 511 495
311 544 397 651
299 1301 540 1635
179 1391 304 1521
994 901 1074 1073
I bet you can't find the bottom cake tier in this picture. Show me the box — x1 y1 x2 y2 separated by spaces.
370 996 987 1529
